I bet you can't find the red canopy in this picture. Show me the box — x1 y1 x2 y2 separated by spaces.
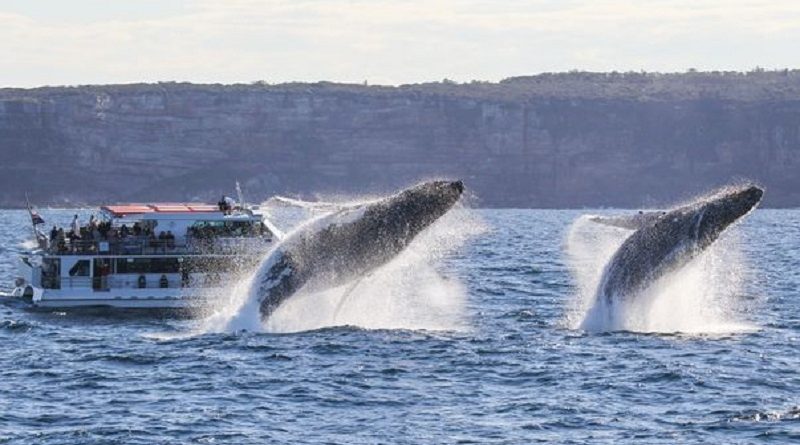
101 203 221 217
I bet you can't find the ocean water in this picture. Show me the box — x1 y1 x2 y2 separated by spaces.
0 208 798 444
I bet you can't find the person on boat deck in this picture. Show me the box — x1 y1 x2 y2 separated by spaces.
70 215 80 239
218 195 237 214
89 214 97 229
224 195 236 212
49 225 58 242
91 225 101 241
97 221 108 239
56 228 67 252
133 222 142 236
120 224 130 238
166 231 175 249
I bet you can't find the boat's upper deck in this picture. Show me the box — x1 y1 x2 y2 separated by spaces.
42 202 279 257
101 203 242 219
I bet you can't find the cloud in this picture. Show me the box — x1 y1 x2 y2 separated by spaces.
1 0 799 87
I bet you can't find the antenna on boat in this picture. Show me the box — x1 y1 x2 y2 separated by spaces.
236 180 246 209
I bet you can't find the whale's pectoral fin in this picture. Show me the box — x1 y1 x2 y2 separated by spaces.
257 254 300 320
332 274 372 322
589 211 666 230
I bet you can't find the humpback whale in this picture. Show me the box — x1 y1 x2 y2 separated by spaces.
594 183 763 305
252 180 464 320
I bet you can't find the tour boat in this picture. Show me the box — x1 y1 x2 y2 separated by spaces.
10 201 281 311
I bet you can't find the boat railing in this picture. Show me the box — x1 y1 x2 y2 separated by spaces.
61 276 92 289
51 275 183 290
105 275 180 289
45 236 273 256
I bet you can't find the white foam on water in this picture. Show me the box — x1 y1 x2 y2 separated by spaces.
18 240 38 250
197 205 484 334
197 268 263 334
565 214 758 334
263 253 467 334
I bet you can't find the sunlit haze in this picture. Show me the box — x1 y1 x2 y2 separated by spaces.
1 0 798 88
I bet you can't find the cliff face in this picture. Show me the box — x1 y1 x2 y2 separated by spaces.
1 72 799 207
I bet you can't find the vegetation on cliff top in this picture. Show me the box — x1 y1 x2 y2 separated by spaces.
2 69 800 102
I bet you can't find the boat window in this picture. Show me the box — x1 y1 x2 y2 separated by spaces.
68 260 91 277
115 258 180 274
188 220 270 238
42 258 61 289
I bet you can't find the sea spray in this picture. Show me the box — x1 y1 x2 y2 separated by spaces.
563 215 625 329
565 213 756 334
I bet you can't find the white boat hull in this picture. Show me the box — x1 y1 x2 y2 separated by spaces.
9 286 223 310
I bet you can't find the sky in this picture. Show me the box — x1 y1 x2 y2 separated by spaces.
1 0 799 88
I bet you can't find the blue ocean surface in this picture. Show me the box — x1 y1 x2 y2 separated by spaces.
0 209 798 444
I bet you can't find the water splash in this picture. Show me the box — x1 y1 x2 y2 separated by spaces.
199 205 484 334
564 214 757 334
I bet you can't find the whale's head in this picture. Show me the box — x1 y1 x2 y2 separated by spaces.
693 183 763 248
373 180 464 243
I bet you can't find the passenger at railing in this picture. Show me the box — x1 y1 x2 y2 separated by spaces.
133 222 142 236
158 231 167 252
148 232 158 250
98 221 110 240
166 231 176 249
70 215 81 239
120 224 130 238
50 225 58 242
56 228 67 253
89 214 98 230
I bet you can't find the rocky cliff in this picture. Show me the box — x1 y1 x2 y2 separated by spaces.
1 71 799 208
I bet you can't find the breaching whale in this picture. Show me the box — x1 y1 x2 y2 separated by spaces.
252 180 464 320
593 183 763 305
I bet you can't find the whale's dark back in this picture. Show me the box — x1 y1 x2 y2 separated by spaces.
597 184 763 302
256 180 464 319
